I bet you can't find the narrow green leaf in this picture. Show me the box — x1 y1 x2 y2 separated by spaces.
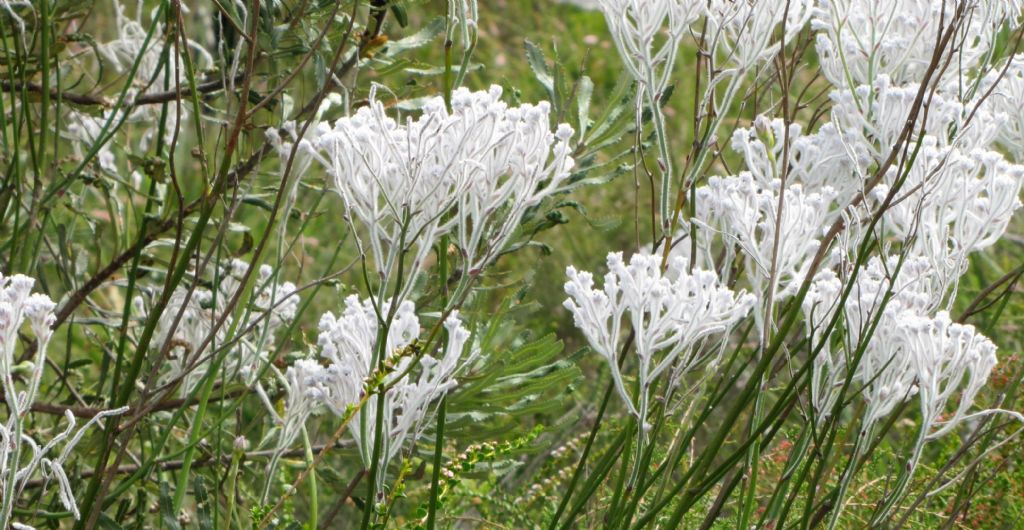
576 75 594 138
194 475 214 530
525 40 554 95
159 481 181 530
387 17 445 55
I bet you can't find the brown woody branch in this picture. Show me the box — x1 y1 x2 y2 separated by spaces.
1 386 252 419
1 75 241 108
21 439 355 489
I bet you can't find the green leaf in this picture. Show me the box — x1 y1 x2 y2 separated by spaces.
387 17 445 55
446 328 579 442
195 475 214 530
390 3 409 27
159 481 181 530
577 75 594 138
97 513 124 530
524 40 554 96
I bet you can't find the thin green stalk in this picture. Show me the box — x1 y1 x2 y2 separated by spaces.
605 422 636 525
360 384 389 529
547 380 617 529
360 220 412 530
224 441 244 530
558 427 631 530
425 397 448 529
303 427 319 529
612 402 667 529
754 422 812 529
426 231 451 530
167 0 241 506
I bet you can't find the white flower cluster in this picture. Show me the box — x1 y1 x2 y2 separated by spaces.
112 1 211 134
981 55 1024 161
708 0 814 69
0 274 127 527
596 0 704 98
308 85 575 300
787 0 1024 369
806 257 999 444
150 260 300 399
99 0 214 112
731 118 868 204
588 1 1024 498
563 252 754 430
869 140 1024 298
810 2 1023 297
61 0 215 177
264 94 344 190
660 116 864 312
829 76 1007 162
813 0 1021 88
280 296 477 490
811 0 1024 297
698 175 837 304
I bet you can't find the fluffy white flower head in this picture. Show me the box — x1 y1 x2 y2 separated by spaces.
0 274 127 523
311 85 574 298
564 252 754 430
308 296 478 491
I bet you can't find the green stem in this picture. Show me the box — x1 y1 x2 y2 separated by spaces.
425 397 448 529
304 427 319 529
224 444 243 530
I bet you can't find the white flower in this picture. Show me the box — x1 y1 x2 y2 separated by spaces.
310 86 574 298
829 76 1007 163
63 113 119 175
980 54 1024 162
813 0 1021 88
151 260 300 397
597 0 704 98
697 174 838 302
899 310 998 440
802 269 844 417
265 93 344 197
563 252 754 429
709 0 814 70
869 139 1024 302
311 296 478 490
803 256 929 421
278 359 330 451
730 116 868 208
803 253 1002 441
1 274 55 416
0 273 128 524
97 0 214 148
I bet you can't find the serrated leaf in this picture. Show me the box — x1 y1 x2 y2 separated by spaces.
585 75 635 145
159 481 181 530
195 475 214 530
387 17 445 55
390 3 409 27
525 40 554 96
